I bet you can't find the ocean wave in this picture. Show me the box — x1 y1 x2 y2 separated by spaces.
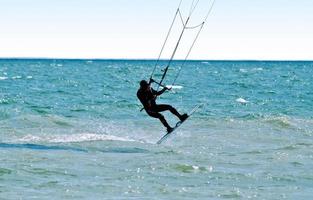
263 116 293 128
260 116 313 134
18 133 136 143
215 115 313 135
0 142 149 154
0 143 87 153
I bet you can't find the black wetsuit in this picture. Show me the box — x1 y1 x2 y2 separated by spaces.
137 87 182 129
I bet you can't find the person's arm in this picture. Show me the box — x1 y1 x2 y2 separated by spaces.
152 87 169 96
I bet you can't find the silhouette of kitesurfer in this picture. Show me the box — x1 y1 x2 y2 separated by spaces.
137 80 188 132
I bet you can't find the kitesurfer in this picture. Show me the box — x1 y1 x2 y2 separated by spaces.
137 80 188 132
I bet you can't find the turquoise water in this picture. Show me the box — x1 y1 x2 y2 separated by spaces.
0 59 313 199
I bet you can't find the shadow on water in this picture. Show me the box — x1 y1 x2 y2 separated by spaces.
0 143 149 154
0 143 87 152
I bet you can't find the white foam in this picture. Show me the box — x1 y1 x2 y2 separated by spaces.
166 85 183 89
240 68 263 73
19 133 136 143
239 68 248 73
12 76 22 79
26 76 33 79
236 98 249 104
0 99 9 104
192 165 199 170
0 76 8 80
253 67 263 71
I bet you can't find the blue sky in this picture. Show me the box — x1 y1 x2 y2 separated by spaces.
0 0 312 60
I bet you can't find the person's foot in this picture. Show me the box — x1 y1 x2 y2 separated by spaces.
167 127 174 133
179 113 188 122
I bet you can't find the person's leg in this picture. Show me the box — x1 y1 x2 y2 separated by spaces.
147 110 172 131
154 104 188 121
154 104 180 117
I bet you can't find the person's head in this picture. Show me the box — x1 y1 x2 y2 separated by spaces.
140 80 149 90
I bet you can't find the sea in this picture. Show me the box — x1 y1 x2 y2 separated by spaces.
0 59 312 199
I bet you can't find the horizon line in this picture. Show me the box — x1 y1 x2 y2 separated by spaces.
0 57 312 62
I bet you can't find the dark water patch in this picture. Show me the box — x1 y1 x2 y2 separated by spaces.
30 105 52 110
290 162 303 167
0 168 12 176
0 143 87 152
23 168 76 177
276 145 298 151
236 113 264 120
51 119 72 127
219 193 242 199
296 142 312 147
93 99 106 105
276 143 313 151
258 90 277 95
56 89 69 94
29 105 52 115
64 114 75 118
154 149 178 155
230 81 253 89
70 108 87 112
36 181 59 188
99 147 149 154
270 175 297 183
300 175 313 181
114 100 138 109
242 150 263 155
222 162 257 167
210 171 255 181
218 152 237 157
32 108 50 114
0 111 10 120
172 164 210 173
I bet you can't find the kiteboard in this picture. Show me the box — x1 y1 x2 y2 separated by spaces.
156 104 203 144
